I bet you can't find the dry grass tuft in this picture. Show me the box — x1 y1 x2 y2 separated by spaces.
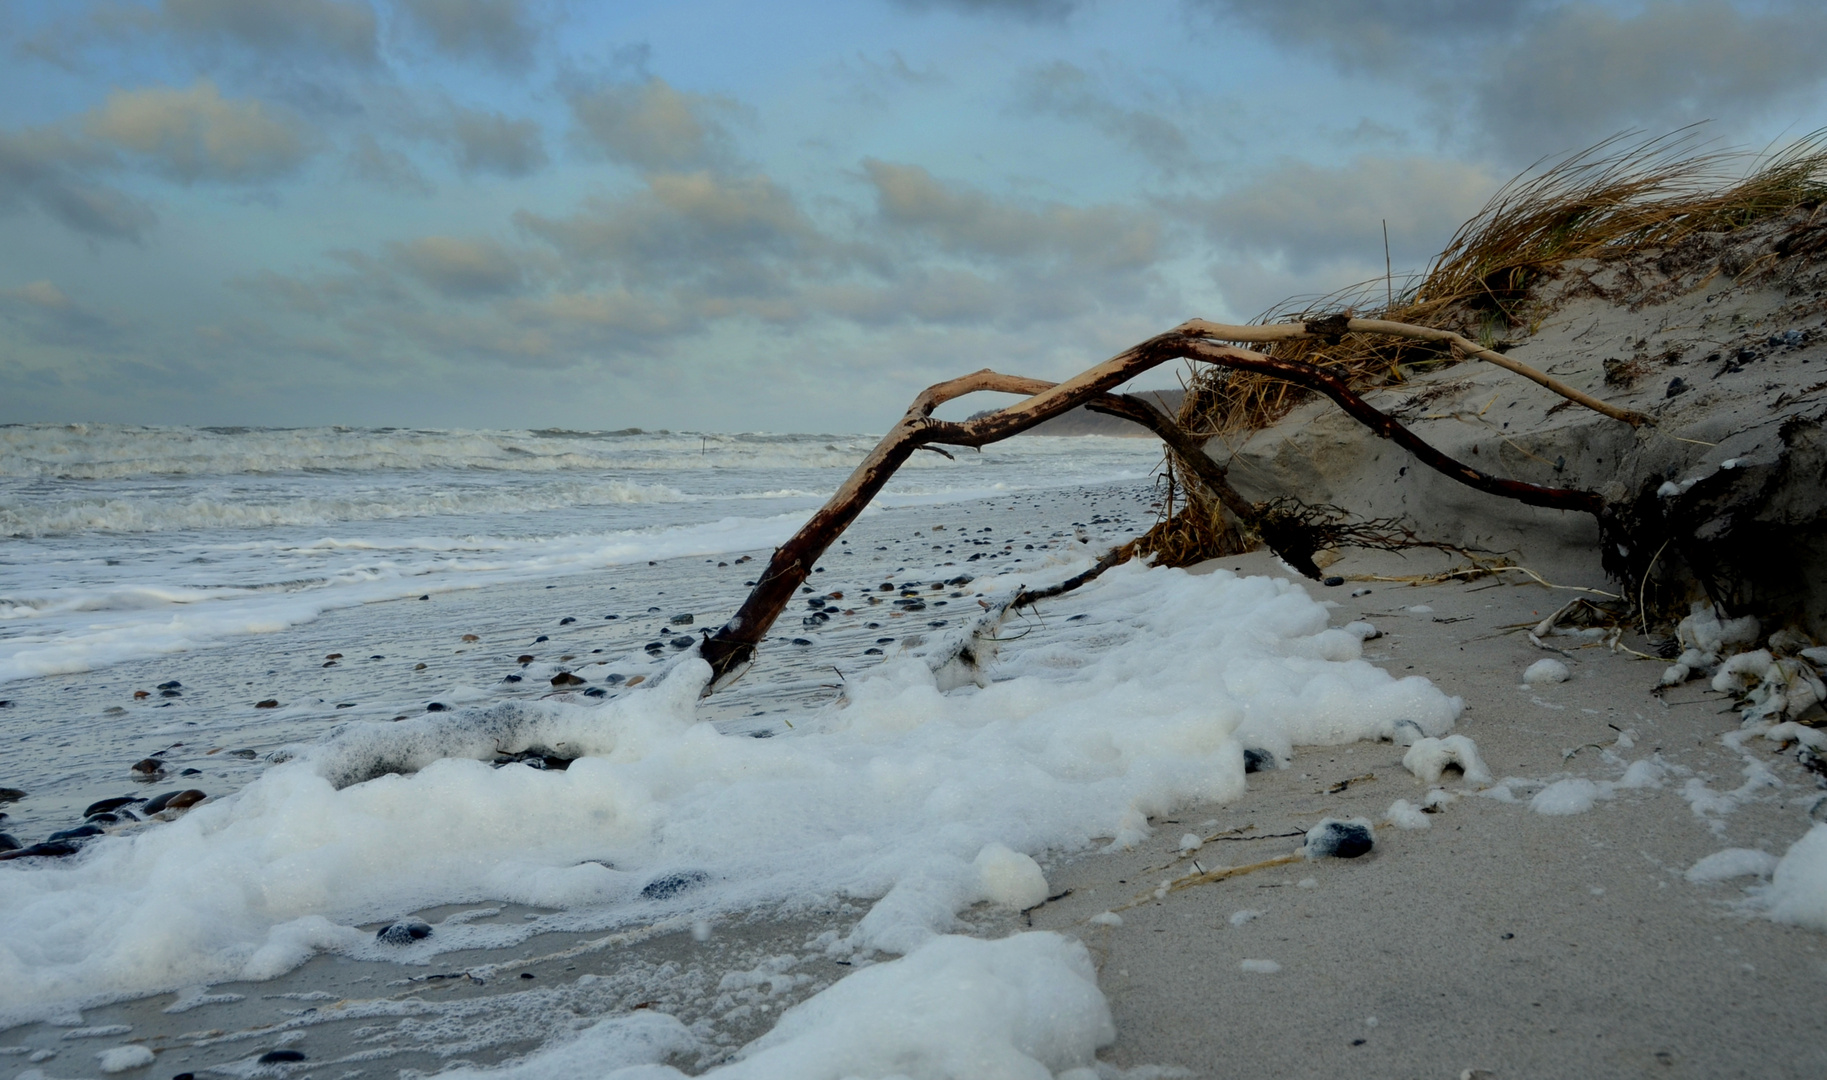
1127 130 1827 571
1177 129 1827 442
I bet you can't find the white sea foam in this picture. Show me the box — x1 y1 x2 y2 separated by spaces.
0 562 1460 1025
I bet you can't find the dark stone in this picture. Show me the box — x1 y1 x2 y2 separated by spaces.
670 636 694 649
0 833 19 852
1666 376 1689 398
426 702 448 712
535 635 549 643
790 638 813 646
157 681 181 690
645 642 665 652
559 617 576 625
88 812 121 824
131 758 164 774
49 824 105 842
551 672 586 687
880 583 895 591
1305 820 1374 859
518 654 536 664
159 790 206 812
257 1050 306 1063
174 1073 195 1080
502 674 523 683
519 972 535 979
420 595 430 600
876 637 895 644
1323 576 1345 587
669 613 694 625
255 699 279 709
864 648 883 655
160 689 182 698
584 686 607 698
604 673 626 685
1242 748 1278 774
376 920 433 945
641 870 708 900
947 575 973 586
85 796 141 817
0 839 82 860
604 614 618 620
228 748 258 759
142 790 187 814
180 768 202 776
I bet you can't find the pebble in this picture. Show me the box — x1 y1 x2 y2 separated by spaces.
325 653 342 660
670 636 694 649
517 654 535 664
502 674 523 683
144 790 206 814
559 617 576 625
257 1050 306 1064
255 699 279 709
1305 819 1375 859
157 680 181 690
426 702 448 712
534 635 549 643
583 686 607 698
0 788 25 803
0 839 82 861
131 758 164 775
376 920 432 945
625 676 646 687
0 833 18 851
550 672 586 687
461 634 480 642
48 825 104 842
160 689 182 698
641 870 708 900
84 796 141 817
1242 749 1277 774
133 690 150 699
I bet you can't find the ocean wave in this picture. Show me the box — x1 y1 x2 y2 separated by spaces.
0 423 888 479
0 479 689 537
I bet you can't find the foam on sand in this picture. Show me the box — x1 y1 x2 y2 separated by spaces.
0 562 1461 1031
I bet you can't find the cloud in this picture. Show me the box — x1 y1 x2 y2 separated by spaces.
1192 0 1535 69
1017 61 1197 173
82 80 311 184
567 77 745 172
1183 155 1497 270
862 158 1161 271
450 106 547 176
0 126 156 241
158 0 379 65
394 0 539 72
1176 155 1499 317
390 235 528 297
345 132 434 193
0 279 125 347
515 171 820 291
1474 2 1827 156
892 0 1089 20
1197 1 1827 160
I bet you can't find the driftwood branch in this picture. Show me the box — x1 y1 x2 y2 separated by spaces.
699 325 1624 692
1175 316 1654 428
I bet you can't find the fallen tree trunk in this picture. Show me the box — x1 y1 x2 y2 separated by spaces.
699 324 1625 692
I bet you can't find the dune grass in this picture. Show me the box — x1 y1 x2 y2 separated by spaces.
1126 130 1827 568
1177 129 1827 443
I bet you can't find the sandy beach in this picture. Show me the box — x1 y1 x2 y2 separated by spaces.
6 531 1822 1078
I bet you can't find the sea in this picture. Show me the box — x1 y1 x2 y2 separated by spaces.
0 423 1460 1077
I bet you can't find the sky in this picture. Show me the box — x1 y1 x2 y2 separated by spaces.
2 0 1825 433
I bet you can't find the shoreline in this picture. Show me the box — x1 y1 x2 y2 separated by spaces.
2 495 1822 1077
